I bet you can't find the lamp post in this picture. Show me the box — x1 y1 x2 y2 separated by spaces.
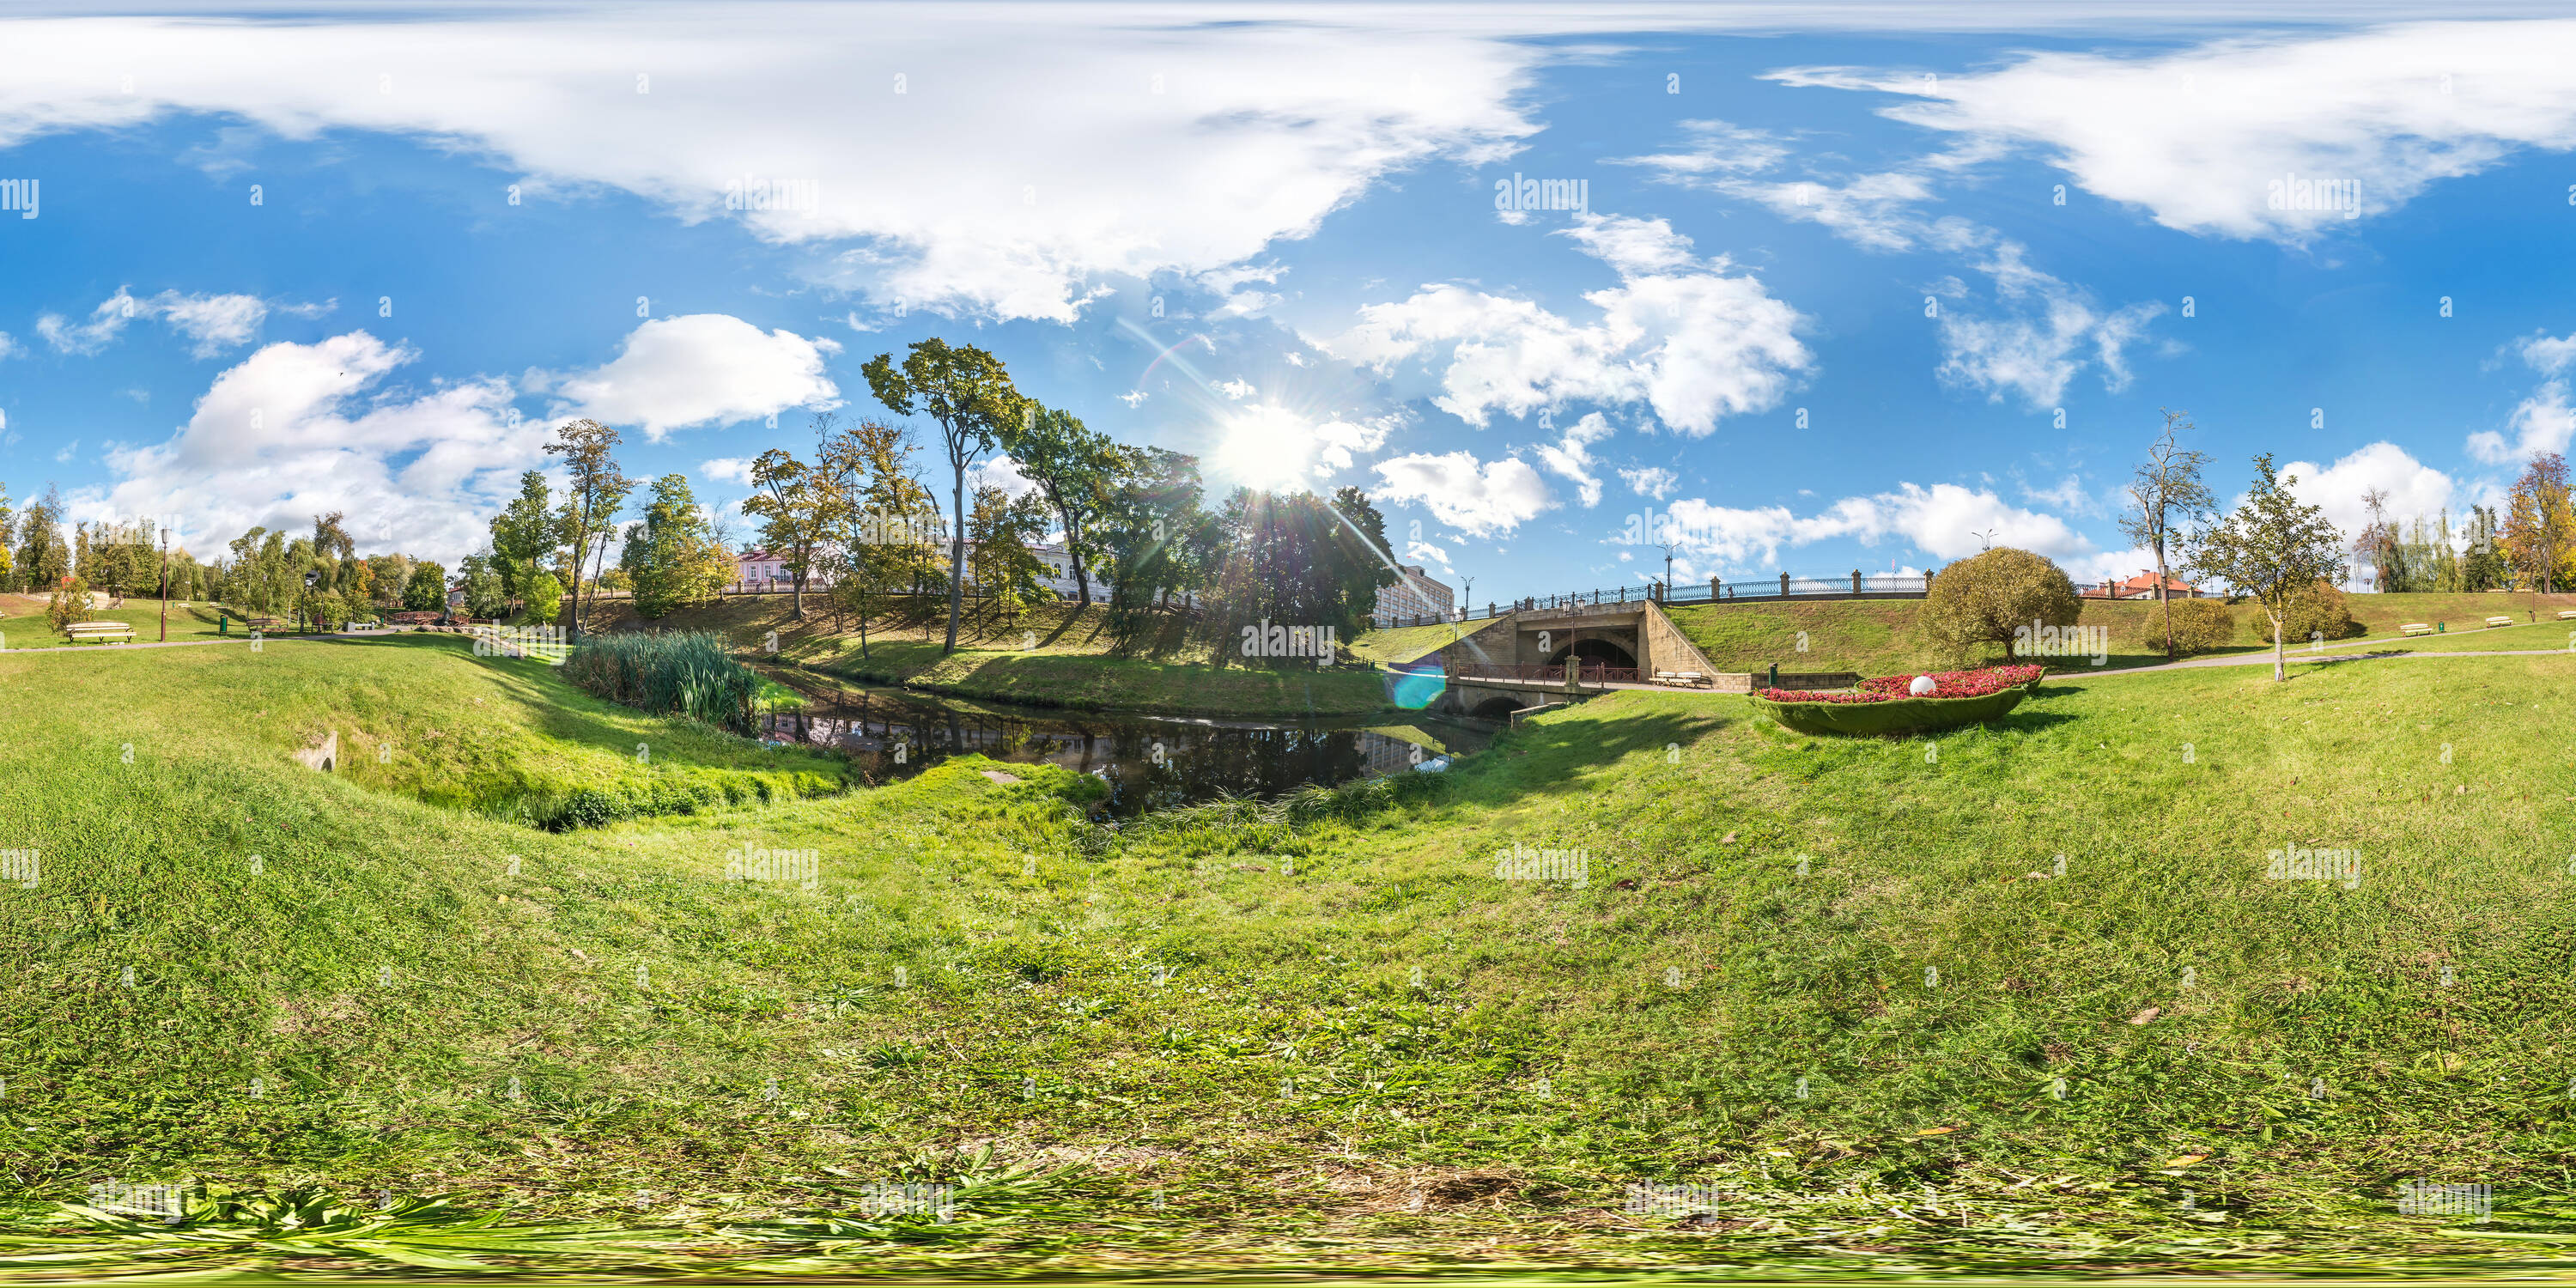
158 526 170 642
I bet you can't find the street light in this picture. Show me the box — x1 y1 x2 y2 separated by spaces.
158 526 170 642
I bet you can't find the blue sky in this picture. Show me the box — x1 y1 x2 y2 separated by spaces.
3 3 2574 602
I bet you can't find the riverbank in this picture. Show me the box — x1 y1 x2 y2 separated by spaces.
582 594 1396 717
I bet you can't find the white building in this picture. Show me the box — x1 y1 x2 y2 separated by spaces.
1371 564 1455 624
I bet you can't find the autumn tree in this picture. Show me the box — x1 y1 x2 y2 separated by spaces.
2501 453 2575 595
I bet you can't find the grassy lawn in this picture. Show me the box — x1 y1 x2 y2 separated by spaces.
1 632 2573 1272
0 595 237 647
1670 591 2576 677
584 593 1392 717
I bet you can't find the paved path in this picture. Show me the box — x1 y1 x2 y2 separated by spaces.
2074 642 2573 677
1 627 410 654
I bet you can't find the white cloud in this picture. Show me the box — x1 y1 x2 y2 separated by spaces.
1532 410 1613 507
2018 472 2101 517
545 314 839 440
1118 390 1148 407
2273 441 2456 538
1933 239 2163 409
37 288 327 358
1653 481 2094 571
1372 449 1553 538
1321 213 1810 436
1218 378 1257 399
2468 331 2576 464
94 331 544 562
701 457 756 486
1771 21 2576 245
1619 465 1678 500
1402 538 1453 574
0 9 1547 324
970 453 1040 499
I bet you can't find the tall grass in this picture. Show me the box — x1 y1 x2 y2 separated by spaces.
562 630 760 734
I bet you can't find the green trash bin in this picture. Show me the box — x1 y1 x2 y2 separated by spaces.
2436 622 2446 633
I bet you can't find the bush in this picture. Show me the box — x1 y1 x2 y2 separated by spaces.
1919 548 2081 661
552 788 624 830
46 576 92 633
2255 580 2359 645
2164 598 2237 656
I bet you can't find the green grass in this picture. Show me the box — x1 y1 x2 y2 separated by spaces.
3 635 2576 1273
1347 620 1485 665
0 595 235 647
1670 591 2576 677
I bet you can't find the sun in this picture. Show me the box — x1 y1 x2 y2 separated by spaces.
1208 405 1319 493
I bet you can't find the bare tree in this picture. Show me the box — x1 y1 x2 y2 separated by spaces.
2118 409 2215 659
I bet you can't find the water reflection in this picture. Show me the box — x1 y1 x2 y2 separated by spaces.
760 683 1492 817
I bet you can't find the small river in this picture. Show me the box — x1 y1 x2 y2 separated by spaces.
758 677 1493 818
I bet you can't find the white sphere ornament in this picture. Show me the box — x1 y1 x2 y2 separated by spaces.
1908 675 1937 696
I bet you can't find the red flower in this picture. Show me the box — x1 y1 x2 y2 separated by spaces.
1761 664 2043 704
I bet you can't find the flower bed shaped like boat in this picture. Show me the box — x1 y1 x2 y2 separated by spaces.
1754 665 2044 736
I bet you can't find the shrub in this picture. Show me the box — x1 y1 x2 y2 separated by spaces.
1919 548 2081 662
552 788 623 830
2164 598 2237 655
46 576 92 633
2254 580 2359 645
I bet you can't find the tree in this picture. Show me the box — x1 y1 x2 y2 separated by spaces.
964 484 1053 622
1918 546 2082 662
1202 489 1386 668
13 487 68 595
2117 410 2215 659
818 418 944 659
367 554 414 607
623 474 732 619
2501 453 2575 596
403 562 448 613
489 471 562 599
1327 486 1400 629
545 418 637 641
999 403 1122 606
524 571 563 624
739 420 840 620
1100 448 1215 653
2184 453 2348 682
2463 505 2507 591
862 338 1030 654
459 554 511 620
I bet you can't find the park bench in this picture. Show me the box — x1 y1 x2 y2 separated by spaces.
2485 615 2515 629
2558 610 2576 621
1651 670 1713 689
65 621 136 644
244 615 283 632
2400 623 2434 637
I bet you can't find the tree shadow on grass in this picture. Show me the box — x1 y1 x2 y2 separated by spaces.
1439 703 1727 811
